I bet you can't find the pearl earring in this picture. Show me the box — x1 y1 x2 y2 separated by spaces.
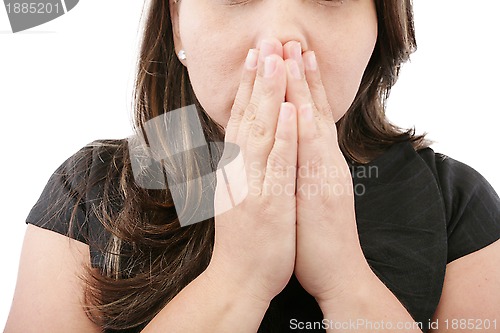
178 50 187 61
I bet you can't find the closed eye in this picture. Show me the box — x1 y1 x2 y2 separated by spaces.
314 0 345 7
221 0 251 6
221 0 346 7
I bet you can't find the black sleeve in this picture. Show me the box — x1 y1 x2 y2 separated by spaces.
26 140 126 269
25 144 94 244
434 154 500 263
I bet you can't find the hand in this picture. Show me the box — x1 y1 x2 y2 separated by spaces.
208 39 298 305
282 41 371 304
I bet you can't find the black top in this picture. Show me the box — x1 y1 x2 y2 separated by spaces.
26 140 500 332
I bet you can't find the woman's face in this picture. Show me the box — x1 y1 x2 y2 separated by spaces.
170 0 378 128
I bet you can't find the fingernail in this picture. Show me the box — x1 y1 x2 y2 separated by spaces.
305 51 317 71
300 104 313 121
245 49 258 70
279 103 293 123
260 40 274 61
265 56 277 78
287 60 301 80
292 42 302 64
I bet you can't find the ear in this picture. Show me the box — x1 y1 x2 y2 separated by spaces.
169 0 183 54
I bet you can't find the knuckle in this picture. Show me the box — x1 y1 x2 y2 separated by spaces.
267 151 293 178
318 186 334 208
308 154 324 174
249 118 269 140
248 182 263 197
294 89 309 102
226 114 242 135
318 103 332 118
259 80 277 98
231 99 246 119
302 126 323 144
241 69 255 85
309 76 324 90
244 102 259 121
303 154 326 177
299 71 308 83
254 196 273 217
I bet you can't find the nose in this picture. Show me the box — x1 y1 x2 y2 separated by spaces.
255 1 308 55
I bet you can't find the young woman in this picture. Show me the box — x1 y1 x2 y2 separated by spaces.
5 0 500 332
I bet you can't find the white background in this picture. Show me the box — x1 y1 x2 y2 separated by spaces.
1 0 499 328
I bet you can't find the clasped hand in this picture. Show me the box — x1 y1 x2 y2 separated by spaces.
212 38 372 310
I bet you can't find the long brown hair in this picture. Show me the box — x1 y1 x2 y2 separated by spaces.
80 0 427 330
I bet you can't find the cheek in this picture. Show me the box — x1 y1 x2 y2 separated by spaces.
319 33 377 122
179 12 244 126
185 49 241 126
320 51 373 121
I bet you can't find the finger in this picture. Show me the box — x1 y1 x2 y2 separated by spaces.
300 52 343 161
243 55 287 196
256 38 284 76
225 48 259 145
232 38 286 194
283 40 305 77
262 102 298 198
302 51 336 126
236 38 283 149
296 103 330 203
284 57 323 134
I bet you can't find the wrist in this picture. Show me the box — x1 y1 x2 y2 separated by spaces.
316 266 422 333
316 260 376 313
202 263 272 311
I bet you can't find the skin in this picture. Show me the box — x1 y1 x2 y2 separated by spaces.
172 0 378 127
170 0 379 304
4 1 500 332
168 0 500 330
170 0 421 328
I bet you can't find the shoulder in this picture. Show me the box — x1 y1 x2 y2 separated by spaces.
416 145 500 264
363 141 500 263
76 139 127 178
26 139 127 246
8 140 127 333
416 146 493 191
40 139 127 189
416 145 500 217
